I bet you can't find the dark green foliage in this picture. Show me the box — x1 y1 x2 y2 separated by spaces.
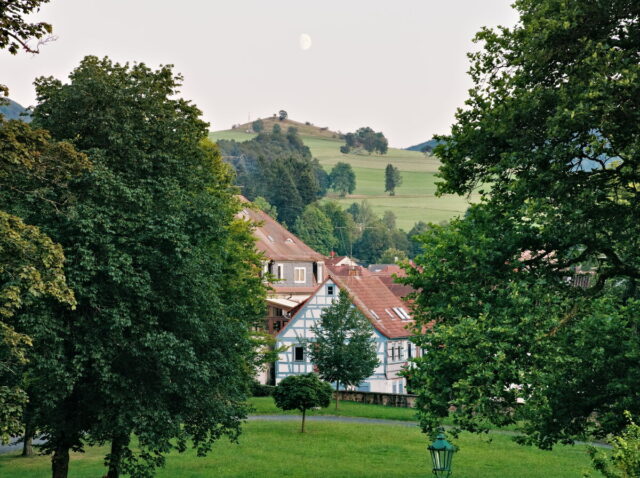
293 204 337 256
278 110 287 121
407 221 429 258
250 381 275 397
19 56 266 477
217 128 326 225
305 290 378 409
273 373 332 432
342 127 388 155
384 164 402 195
253 196 278 219
317 201 358 257
251 119 264 133
404 0 640 449
406 139 442 153
329 162 356 197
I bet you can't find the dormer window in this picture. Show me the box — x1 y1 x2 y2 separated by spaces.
285 238 294 244
327 285 335 295
294 267 306 283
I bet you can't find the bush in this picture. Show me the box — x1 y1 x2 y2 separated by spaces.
251 381 275 397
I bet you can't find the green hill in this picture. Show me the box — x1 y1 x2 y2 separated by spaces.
209 120 476 230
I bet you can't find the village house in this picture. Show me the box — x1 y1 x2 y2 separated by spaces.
275 265 419 394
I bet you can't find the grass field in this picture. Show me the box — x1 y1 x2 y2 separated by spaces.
208 128 476 231
0 420 597 478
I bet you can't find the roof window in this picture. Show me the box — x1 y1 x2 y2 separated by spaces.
370 310 380 320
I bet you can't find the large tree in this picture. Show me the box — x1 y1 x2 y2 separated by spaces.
0 117 89 445
293 204 337 256
403 0 640 449
329 162 356 197
305 290 378 409
17 56 265 478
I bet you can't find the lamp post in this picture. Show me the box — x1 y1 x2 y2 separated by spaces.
428 429 455 478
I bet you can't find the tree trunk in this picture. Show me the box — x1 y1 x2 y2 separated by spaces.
21 421 34 457
51 444 70 478
106 434 129 478
335 381 340 410
301 408 306 433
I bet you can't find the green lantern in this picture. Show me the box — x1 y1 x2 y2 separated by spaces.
428 430 455 478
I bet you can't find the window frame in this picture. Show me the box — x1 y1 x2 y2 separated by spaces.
294 346 305 362
294 267 306 283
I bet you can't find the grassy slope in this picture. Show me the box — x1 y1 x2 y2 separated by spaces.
209 128 477 231
0 420 596 478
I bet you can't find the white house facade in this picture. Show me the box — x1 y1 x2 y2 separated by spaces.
275 271 419 394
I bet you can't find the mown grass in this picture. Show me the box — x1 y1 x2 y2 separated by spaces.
208 129 474 229
0 420 598 478
249 396 418 421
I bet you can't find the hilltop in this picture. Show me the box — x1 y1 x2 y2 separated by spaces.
210 119 477 230
231 116 342 140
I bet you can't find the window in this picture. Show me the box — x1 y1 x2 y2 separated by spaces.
327 284 335 295
407 343 412 358
294 267 306 283
294 346 305 362
274 307 283 317
390 346 395 361
370 309 380 320
276 264 284 280
398 345 403 360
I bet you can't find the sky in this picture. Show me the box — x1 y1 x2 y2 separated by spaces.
1 0 519 148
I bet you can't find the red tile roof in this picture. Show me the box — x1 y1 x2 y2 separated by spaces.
331 273 414 339
367 264 414 299
237 196 325 262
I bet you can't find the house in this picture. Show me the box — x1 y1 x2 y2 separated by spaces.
367 263 415 299
237 196 327 335
275 266 419 394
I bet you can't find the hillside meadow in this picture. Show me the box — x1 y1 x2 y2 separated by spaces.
208 127 477 231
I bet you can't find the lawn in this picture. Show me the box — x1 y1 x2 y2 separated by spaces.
249 396 418 421
0 420 598 478
208 129 470 230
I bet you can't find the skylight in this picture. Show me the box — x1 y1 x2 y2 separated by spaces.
370 310 380 320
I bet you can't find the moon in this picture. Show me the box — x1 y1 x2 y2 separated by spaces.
299 33 312 51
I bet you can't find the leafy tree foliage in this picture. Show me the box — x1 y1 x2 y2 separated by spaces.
404 0 640 449
384 164 402 195
0 118 89 444
329 162 356 197
217 128 327 225
316 201 358 257
587 412 640 478
278 110 287 121
253 196 277 219
379 247 407 264
251 119 263 133
20 56 265 478
273 373 332 432
305 290 378 409
293 204 337 256
341 127 388 155
0 0 53 96
382 210 397 230
407 221 429 258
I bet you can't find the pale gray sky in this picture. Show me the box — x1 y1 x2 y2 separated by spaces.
1 0 519 147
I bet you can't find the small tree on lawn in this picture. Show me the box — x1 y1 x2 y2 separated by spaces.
307 289 379 409
273 373 332 433
587 412 640 478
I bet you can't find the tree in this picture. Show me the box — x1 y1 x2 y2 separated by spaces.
0 117 90 446
587 412 640 478
23 56 265 478
305 290 378 409
382 211 397 230
273 373 332 432
318 201 358 256
341 127 388 155
407 221 429 258
253 196 278 219
329 162 356 197
272 123 281 134
403 0 640 448
384 164 402 196
251 119 263 133
379 248 407 264
278 110 288 121
0 0 53 96
293 204 337 256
